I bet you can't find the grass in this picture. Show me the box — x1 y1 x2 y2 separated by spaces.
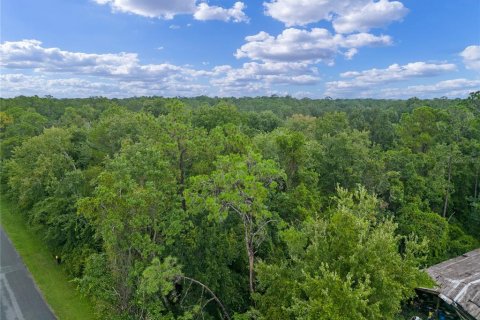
0 196 96 320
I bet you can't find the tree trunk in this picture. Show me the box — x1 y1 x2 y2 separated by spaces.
474 165 478 200
178 146 187 212
178 276 231 320
239 211 256 295
443 151 453 218
248 250 255 294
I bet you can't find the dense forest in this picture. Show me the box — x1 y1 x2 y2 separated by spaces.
1 93 479 319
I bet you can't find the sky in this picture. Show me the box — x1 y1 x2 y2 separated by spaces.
0 0 479 99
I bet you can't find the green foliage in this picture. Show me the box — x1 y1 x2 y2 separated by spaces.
315 111 350 138
187 152 286 294
251 187 433 320
254 128 316 188
315 130 385 194
6 127 75 209
87 106 158 159
396 106 444 153
192 102 242 131
244 110 282 134
396 205 449 263
446 224 479 257
0 107 48 159
78 140 186 317
1 94 479 319
138 257 184 319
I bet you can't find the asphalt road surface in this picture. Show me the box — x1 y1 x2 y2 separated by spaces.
0 227 56 320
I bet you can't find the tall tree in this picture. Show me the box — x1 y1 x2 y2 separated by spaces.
187 152 285 294
250 187 433 320
78 140 186 317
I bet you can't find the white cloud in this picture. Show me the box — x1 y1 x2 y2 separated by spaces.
207 61 321 96
263 0 407 33
340 32 392 47
2 39 473 99
380 79 480 98
0 74 124 97
333 0 408 34
325 61 458 97
340 62 456 81
0 39 209 82
0 39 138 76
264 0 350 27
94 0 196 19
235 28 392 63
0 40 320 98
0 73 213 98
212 61 319 84
94 0 249 22
460 45 480 71
344 48 358 60
194 2 249 23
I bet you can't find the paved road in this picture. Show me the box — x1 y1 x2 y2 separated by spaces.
0 227 56 320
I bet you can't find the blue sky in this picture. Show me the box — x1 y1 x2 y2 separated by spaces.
1 0 479 98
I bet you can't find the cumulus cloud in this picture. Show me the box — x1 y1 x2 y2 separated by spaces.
263 0 408 33
264 0 349 27
379 79 480 99
344 48 358 60
340 62 456 81
235 28 392 63
211 61 320 90
332 0 408 33
0 74 126 98
94 0 196 19
460 45 480 71
0 39 320 98
2 39 473 99
325 61 458 97
0 39 138 75
0 73 215 98
194 2 249 23
205 61 321 96
0 39 207 81
94 0 248 22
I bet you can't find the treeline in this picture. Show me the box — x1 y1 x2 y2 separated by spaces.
0 93 479 319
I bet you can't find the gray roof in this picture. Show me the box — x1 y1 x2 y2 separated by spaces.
426 248 480 319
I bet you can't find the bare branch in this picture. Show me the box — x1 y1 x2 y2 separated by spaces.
177 275 231 320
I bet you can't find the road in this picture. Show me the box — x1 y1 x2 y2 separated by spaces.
0 227 56 320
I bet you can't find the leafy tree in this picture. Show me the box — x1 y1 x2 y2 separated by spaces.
1 95 479 319
78 140 186 317
284 114 316 138
244 111 282 134
5 127 94 273
396 106 445 153
315 130 385 194
187 152 286 294
192 102 242 131
87 106 158 160
0 107 48 159
396 204 449 263
6 127 76 209
254 128 316 188
251 187 433 320
315 111 350 139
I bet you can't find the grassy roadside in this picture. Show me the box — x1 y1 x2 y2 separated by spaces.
0 196 96 320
